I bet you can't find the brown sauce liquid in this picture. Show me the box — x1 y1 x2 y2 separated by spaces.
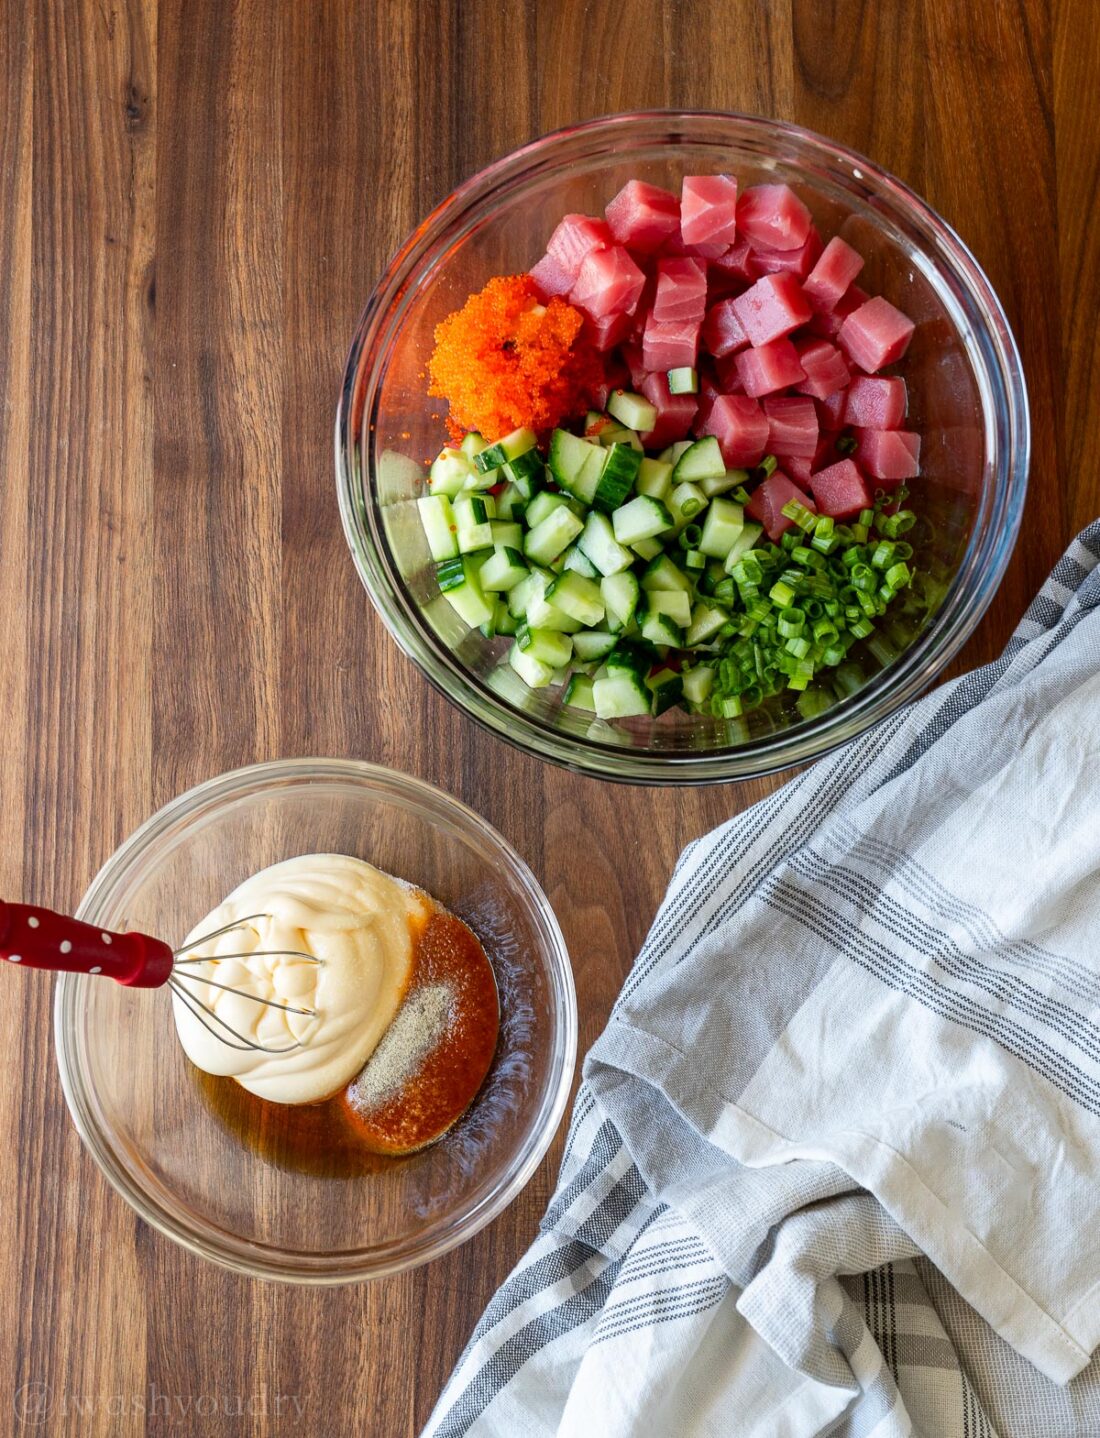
191 901 500 1177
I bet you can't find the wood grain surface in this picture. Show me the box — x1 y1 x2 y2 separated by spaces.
1 2 1098 1434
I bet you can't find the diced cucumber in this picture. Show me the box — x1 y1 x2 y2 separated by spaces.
646 666 685 714
600 571 640 630
659 440 694 465
524 506 584 565
640 609 683 647
508 643 554 689
479 546 530 592
647 590 692 628
562 674 597 711
479 596 519 639
597 423 644 452
681 665 715 706
524 490 572 527
667 480 708 531
701 467 750 498
489 520 523 550
635 457 673 501
577 512 633 576
523 570 583 632
515 625 573 669
545 571 605 627
671 436 725 484
458 523 492 554
698 497 746 559
494 482 526 521
605 640 654 675
684 602 731 647
454 492 496 526
667 367 698 395
474 426 538 473
612 495 674 545
429 447 475 497
501 447 543 486
417 495 458 561
506 568 544 619
436 556 493 628
593 670 651 719
593 442 642 512
641 554 693 596
460 432 489 459
607 389 658 433
631 536 664 561
562 543 599 579
548 429 606 503
571 629 618 662
723 521 765 573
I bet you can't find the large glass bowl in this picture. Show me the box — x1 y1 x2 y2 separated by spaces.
53 760 576 1283
337 111 1028 783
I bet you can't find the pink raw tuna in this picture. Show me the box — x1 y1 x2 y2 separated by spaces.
680 174 739 247
781 455 814 487
621 341 648 389
569 245 646 319
660 229 728 260
808 282 869 339
737 184 813 252
809 459 873 519
746 472 817 540
694 391 716 435
747 229 823 281
529 252 573 300
639 372 698 447
803 236 865 311
605 180 681 253
585 309 633 352
713 353 745 392
794 338 851 400
816 390 848 430
642 314 700 371
701 394 770 467
856 429 921 482
708 238 756 288
731 272 813 347
812 431 840 471
702 298 750 358
764 395 819 459
844 376 907 429
652 257 708 323
734 338 806 398
838 296 916 372
546 214 612 279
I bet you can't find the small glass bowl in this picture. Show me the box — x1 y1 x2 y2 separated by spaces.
54 760 576 1284
336 111 1028 783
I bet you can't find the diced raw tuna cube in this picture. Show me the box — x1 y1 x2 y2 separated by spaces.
701 298 750 358
546 214 613 279
807 281 868 338
737 184 813 252
734 337 806 398
815 390 848 431
747 229 823 281
808 459 873 519
642 313 700 371
856 429 921 482
529 252 573 300
585 309 633 352
639 371 699 447
569 245 646 319
838 296 916 372
780 454 813 487
694 392 716 435
745 471 817 540
731 272 813 347
605 180 681 253
713 353 745 392
652 257 708 323
844 376 907 429
708 238 755 288
794 338 851 400
701 394 770 467
660 231 729 260
621 342 648 389
764 395 819 458
812 431 840 471
802 236 865 311
680 174 739 247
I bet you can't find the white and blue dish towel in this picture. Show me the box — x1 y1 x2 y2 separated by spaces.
427 523 1100 1438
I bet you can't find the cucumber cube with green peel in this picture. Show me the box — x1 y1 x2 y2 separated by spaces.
607 389 658 433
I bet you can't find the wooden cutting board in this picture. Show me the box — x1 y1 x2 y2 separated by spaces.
1 1 1097 1433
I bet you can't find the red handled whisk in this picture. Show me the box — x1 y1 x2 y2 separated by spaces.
0 900 322 1054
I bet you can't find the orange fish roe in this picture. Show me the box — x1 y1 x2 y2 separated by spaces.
428 275 603 443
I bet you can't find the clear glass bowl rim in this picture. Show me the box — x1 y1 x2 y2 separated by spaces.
336 109 1029 784
53 757 578 1284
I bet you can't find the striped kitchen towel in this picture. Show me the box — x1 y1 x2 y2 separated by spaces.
426 522 1100 1438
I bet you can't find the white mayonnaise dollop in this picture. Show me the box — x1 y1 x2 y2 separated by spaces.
171 854 425 1105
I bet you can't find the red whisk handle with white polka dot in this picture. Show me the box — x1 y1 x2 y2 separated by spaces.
0 901 174 988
